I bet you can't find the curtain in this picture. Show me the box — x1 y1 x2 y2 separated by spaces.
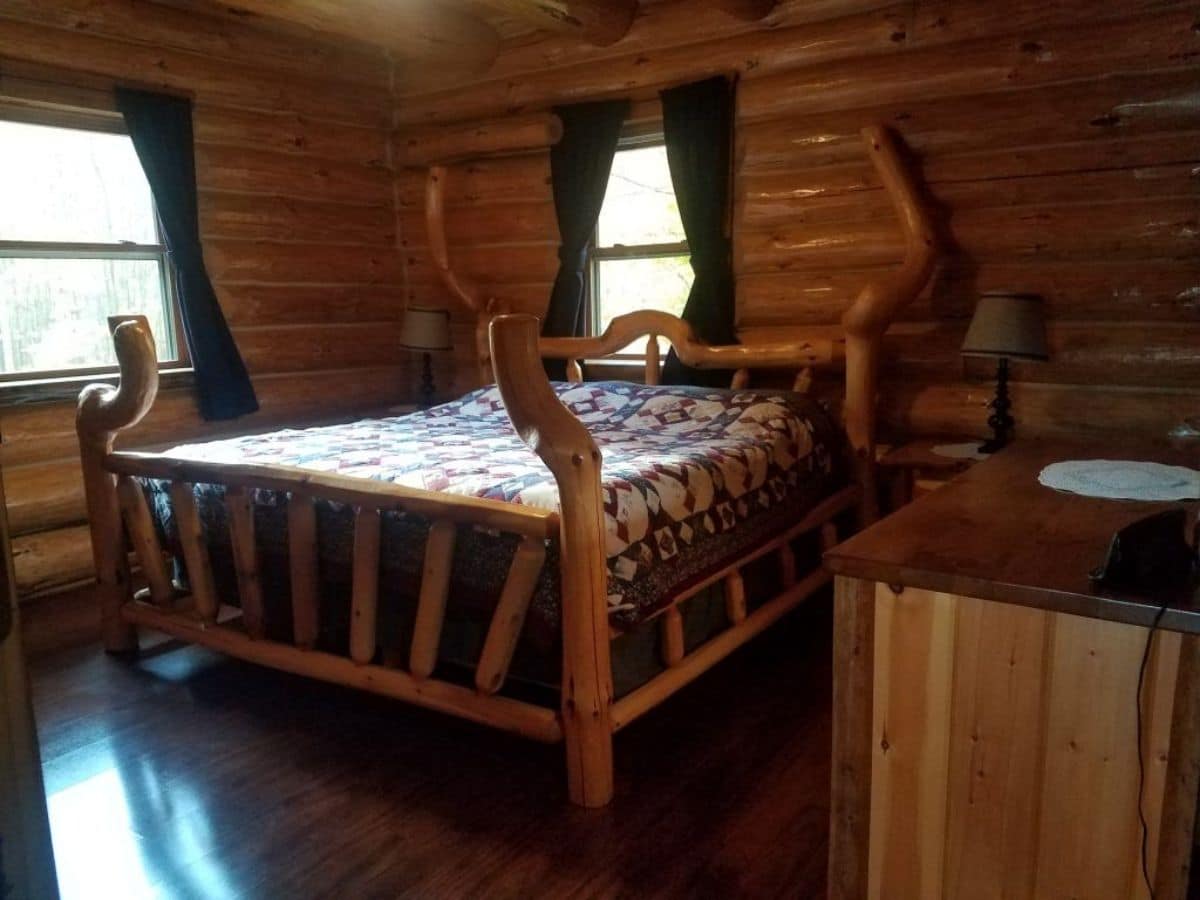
659 76 736 386
115 88 258 420
542 98 630 380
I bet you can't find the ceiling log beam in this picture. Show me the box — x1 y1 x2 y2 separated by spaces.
210 0 501 71
478 0 636 46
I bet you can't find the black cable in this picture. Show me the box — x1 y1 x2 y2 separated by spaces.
1136 597 1171 900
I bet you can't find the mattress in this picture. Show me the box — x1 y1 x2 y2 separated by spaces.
143 381 843 656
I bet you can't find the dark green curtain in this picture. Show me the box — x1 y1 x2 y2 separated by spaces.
660 76 736 386
543 98 630 380
115 88 258 420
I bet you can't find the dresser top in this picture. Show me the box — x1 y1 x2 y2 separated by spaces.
825 438 1200 633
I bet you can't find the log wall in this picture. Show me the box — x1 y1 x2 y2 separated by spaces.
392 0 1200 432
0 0 406 602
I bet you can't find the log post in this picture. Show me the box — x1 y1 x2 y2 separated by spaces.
76 317 160 653
490 313 615 808
841 126 939 524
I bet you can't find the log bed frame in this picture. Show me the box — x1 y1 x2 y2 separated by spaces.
76 124 936 807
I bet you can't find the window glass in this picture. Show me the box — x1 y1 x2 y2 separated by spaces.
0 258 171 375
596 145 687 247
0 118 178 378
590 142 692 354
0 121 158 244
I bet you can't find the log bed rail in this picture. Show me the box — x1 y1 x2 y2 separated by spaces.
76 122 936 808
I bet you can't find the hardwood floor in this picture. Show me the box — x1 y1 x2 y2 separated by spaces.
30 599 833 900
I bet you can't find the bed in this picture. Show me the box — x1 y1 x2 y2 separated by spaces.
76 125 938 806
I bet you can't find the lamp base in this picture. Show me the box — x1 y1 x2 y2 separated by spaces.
977 357 1014 455
419 352 436 409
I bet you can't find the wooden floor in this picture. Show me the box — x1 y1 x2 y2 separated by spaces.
30 598 833 900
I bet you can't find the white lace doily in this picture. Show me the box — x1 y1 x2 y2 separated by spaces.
1039 459 1200 501
932 442 989 461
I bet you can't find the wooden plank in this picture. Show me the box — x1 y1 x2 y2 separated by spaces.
867 585 955 900
475 534 546 694
225 485 264 639
829 574 876 900
348 507 381 665
941 598 1052 900
1033 614 1156 897
169 482 218 623
287 493 319 650
1153 632 1200 900
408 520 457 680
115 475 173 606
660 606 685 668
724 570 747 625
120 599 562 742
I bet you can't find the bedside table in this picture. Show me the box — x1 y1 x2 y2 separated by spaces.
877 438 985 509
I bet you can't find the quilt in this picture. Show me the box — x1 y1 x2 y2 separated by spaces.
146 382 843 643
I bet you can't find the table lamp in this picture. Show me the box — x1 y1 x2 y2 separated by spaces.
401 306 452 408
961 292 1048 453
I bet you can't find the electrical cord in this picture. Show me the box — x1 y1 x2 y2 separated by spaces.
1135 597 1171 900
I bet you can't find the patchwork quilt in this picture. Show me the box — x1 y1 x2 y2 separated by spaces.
147 382 843 644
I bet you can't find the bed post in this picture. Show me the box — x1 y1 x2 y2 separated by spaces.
841 126 939 523
426 166 508 387
76 317 160 653
489 314 615 808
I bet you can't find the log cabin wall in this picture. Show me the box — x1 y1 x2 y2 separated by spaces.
0 1 406 606
393 0 1200 435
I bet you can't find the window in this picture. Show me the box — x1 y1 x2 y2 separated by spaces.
0 118 181 382
589 141 693 353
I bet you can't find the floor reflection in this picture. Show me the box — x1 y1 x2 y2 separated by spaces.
43 659 243 900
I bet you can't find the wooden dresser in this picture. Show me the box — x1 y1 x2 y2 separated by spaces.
825 439 1200 900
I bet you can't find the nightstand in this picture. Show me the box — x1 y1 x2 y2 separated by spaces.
877 438 985 510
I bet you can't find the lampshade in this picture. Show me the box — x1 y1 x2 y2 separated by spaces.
400 306 452 352
961 293 1048 361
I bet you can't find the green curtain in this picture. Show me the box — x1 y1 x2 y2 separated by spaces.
542 98 630 380
659 76 736 387
116 88 258 420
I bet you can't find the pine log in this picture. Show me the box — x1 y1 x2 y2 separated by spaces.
207 0 499 72
398 114 563 166
395 156 552 211
2 459 86 537
204 240 405 284
738 11 1199 123
217 284 408 328
193 145 391 207
194 104 388 168
0 0 389 88
10 525 96 600
394 6 908 125
476 1 635 46
737 70 1200 171
0 18 389 127
199 193 395 246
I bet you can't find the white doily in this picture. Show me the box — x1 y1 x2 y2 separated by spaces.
1038 459 1200 501
932 442 990 461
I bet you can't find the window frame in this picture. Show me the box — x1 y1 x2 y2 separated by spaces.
586 132 690 357
0 105 189 391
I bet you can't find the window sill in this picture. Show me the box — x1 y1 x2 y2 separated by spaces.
0 368 194 407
